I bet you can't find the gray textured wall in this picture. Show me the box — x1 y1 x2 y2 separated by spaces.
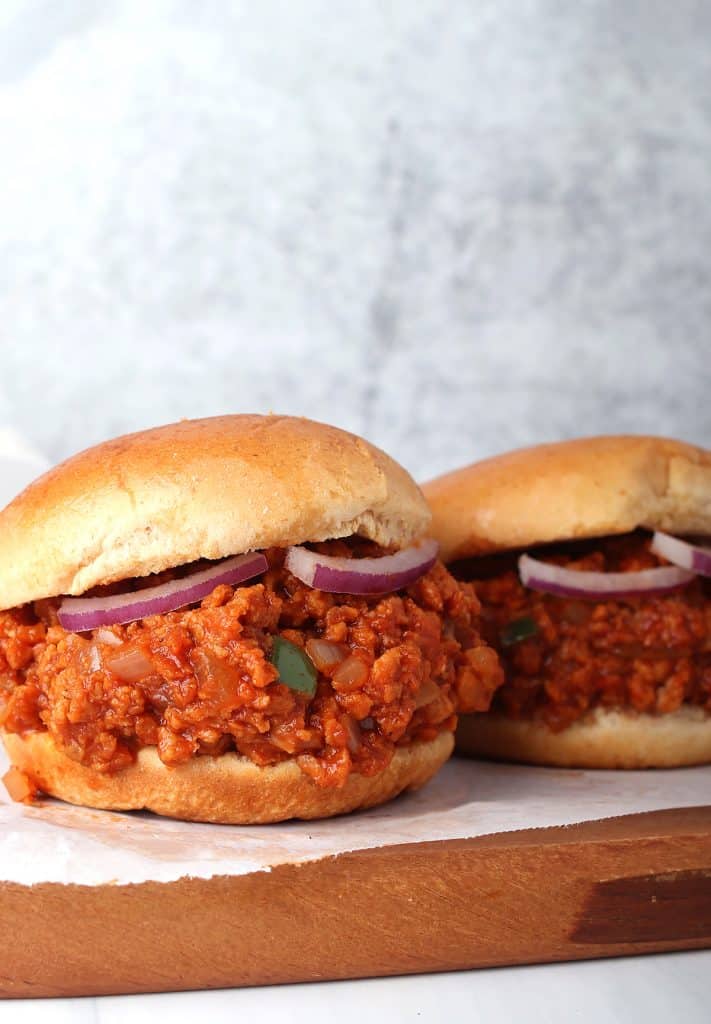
0 0 709 479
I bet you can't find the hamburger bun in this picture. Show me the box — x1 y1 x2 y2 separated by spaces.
3 730 453 824
456 707 711 769
423 435 711 769
0 414 429 610
424 435 711 564
0 415 464 822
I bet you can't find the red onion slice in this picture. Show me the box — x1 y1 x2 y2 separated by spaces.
518 553 694 600
285 538 438 595
58 552 268 632
650 531 711 578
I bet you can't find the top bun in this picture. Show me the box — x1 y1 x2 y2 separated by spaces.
423 435 711 563
0 415 430 608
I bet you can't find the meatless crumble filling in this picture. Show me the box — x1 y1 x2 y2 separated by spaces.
453 532 711 731
0 542 503 788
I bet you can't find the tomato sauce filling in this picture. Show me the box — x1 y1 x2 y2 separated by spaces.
0 543 503 787
453 532 711 731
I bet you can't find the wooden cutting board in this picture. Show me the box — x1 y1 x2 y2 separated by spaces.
1 805 710 998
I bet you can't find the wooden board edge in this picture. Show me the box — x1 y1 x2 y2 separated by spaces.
1 805 710 997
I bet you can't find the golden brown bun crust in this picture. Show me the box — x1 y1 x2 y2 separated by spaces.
0 415 430 609
423 435 711 562
2 730 453 823
455 708 711 768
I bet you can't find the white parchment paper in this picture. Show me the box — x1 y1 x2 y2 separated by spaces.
1 748 710 886
0 439 708 887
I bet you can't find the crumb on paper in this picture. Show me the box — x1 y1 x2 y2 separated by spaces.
2 766 40 804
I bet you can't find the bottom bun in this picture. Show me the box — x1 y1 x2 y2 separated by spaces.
455 706 711 769
2 729 453 823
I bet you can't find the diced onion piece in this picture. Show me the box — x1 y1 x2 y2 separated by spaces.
285 539 438 595
332 655 368 691
651 532 711 578
57 552 268 632
95 629 122 646
305 638 348 671
88 645 101 673
105 646 155 682
341 714 361 754
518 553 695 599
415 678 440 709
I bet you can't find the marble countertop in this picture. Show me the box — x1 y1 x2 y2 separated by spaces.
0 1 708 479
10 952 711 1023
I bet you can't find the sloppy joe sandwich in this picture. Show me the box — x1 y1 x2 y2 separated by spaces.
423 435 711 768
0 415 503 822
